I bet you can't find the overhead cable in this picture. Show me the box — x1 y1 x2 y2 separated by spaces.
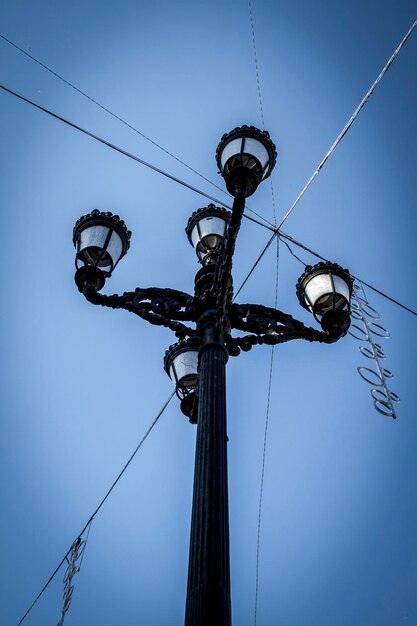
0 33 274 230
1 80 274 228
248 0 266 129
254 237 280 625
248 7 281 618
17 390 174 626
279 237 308 266
278 232 417 318
276 19 417 231
248 0 277 226
0 82 236 209
0 33 229 198
1 82 415 318
233 233 276 301
236 18 417 296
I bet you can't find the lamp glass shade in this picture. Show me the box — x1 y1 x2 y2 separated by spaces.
191 215 228 262
243 137 270 173
186 205 231 264
216 126 277 197
304 273 333 311
332 275 351 302
219 138 242 169
73 210 131 276
219 135 270 180
77 225 123 272
300 265 352 322
168 348 199 389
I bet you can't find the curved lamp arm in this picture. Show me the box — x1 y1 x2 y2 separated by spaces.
83 287 197 339
226 302 345 355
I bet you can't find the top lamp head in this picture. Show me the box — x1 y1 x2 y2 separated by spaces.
216 125 277 197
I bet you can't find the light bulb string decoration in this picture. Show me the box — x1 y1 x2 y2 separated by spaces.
349 282 400 419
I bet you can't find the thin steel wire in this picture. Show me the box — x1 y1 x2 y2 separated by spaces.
17 390 175 626
233 233 276 302
247 0 277 225
235 19 417 298
276 19 417 231
248 0 266 130
0 82 237 210
254 238 280 625
360 280 369 304
278 232 417 317
0 33 229 198
248 10 281 618
269 178 277 226
279 236 308 266
77 519 93 572
0 33 274 230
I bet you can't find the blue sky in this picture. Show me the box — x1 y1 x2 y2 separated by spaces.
0 1 416 625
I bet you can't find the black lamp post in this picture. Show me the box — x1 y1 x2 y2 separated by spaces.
73 125 353 626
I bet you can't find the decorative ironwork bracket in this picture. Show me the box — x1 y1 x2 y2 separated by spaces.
225 302 343 355
82 288 344 351
85 287 197 339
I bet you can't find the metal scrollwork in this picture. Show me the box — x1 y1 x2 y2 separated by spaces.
225 302 339 356
57 536 86 626
349 283 400 418
82 276 345 358
230 303 315 335
87 287 197 339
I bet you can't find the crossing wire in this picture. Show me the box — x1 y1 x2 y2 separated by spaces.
247 5 281 619
279 236 309 267
0 81 415 318
234 18 417 298
254 238 280 625
277 231 417 318
0 33 229 199
0 32 274 231
276 18 417 231
233 233 275 301
248 0 266 129
17 390 175 626
248 0 277 226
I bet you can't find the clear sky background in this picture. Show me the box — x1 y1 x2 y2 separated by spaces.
0 1 416 625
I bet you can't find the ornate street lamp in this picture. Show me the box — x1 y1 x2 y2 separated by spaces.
297 262 353 334
216 124 277 197
186 204 231 265
164 340 199 423
73 125 352 626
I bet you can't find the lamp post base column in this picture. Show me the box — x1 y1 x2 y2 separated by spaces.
185 340 231 626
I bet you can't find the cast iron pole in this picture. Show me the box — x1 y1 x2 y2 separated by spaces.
184 330 231 626
184 194 245 626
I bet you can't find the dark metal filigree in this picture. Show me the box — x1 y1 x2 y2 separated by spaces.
224 302 343 356
86 287 197 339
82 286 343 352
